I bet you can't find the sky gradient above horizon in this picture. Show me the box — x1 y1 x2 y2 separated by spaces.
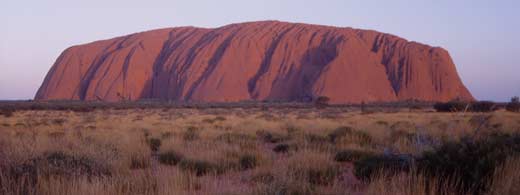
1 0 519 101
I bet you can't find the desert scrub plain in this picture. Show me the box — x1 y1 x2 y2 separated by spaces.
0 105 519 195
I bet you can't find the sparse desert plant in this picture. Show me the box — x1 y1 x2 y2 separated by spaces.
130 155 151 169
178 159 220 176
288 151 339 186
328 126 372 146
506 96 520 112
433 101 469 112
354 154 412 181
158 151 183 166
314 96 330 108
147 138 162 152
470 101 497 112
183 126 199 141
239 153 257 170
334 150 375 162
418 133 520 194
488 155 520 195
273 144 291 153
0 108 14 117
256 130 287 143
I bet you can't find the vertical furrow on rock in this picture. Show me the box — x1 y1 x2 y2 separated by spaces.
247 25 296 99
185 29 241 100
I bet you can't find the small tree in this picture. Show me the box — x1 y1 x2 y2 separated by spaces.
506 96 520 112
314 96 330 108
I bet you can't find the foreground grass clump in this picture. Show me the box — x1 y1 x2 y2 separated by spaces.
506 96 520 112
328 126 372 146
158 151 183 166
178 159 223 176
147 138 162 152
334 149 375 162
418 133 520 194
354 154 412 181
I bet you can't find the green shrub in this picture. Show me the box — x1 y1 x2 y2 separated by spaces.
417 133 520 194
328 126 354 143
216 132 256 144
239 154 257 170
178 159 219 176
273 144 290 153
470 101 497 112
158 151 183 166
291 163 339 186
354 155 412 181
434 101 468 112
147 138 162 152
334 150 375 162
314 96 330 109
256 130 287 143
0 108 14 117
183 127 199 141
506 96 520 112
328 126 372 146
130 155 151 169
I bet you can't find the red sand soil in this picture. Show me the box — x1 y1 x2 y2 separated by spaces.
35 21 473 103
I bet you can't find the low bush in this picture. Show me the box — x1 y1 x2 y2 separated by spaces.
290 162 339 186
470 101 497 112
178 159 221 176
158 151 183 166
273 144 290 153
354 154 413 181
506 96 520 112
0 108 15 117
334 150 375 162
183 127 199 141
130 155 151 169
433 101 468 112
256 130 287 143
239 154 257 170
147 138 161 152
328 126 372 146
417 133 520 194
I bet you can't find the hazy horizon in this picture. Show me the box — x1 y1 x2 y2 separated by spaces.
2 0 519 101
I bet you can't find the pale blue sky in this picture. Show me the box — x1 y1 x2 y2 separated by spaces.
1 0 519 101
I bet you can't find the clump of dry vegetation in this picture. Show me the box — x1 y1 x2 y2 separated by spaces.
0 102 519 194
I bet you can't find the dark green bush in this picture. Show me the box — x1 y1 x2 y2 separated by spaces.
147 138 161 152
314 96 330 109
178 159 220 176
130 156 151 169
239 154 257 170
273 144 290 153
434 101 468 112
506 96 520 112
328 126 372 146
334 150 375 162
183 127 199 141
470 101 497 112
0 108 14 117
216 132 256 144
306 166 338 185
328 126 354 143
354 154 412 181
256 130 287 143
158 151 183 166
417 133 520 194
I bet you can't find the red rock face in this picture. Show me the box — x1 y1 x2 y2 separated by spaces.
35 21 474 103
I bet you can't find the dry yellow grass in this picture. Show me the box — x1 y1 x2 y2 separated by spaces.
0 108 519 194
